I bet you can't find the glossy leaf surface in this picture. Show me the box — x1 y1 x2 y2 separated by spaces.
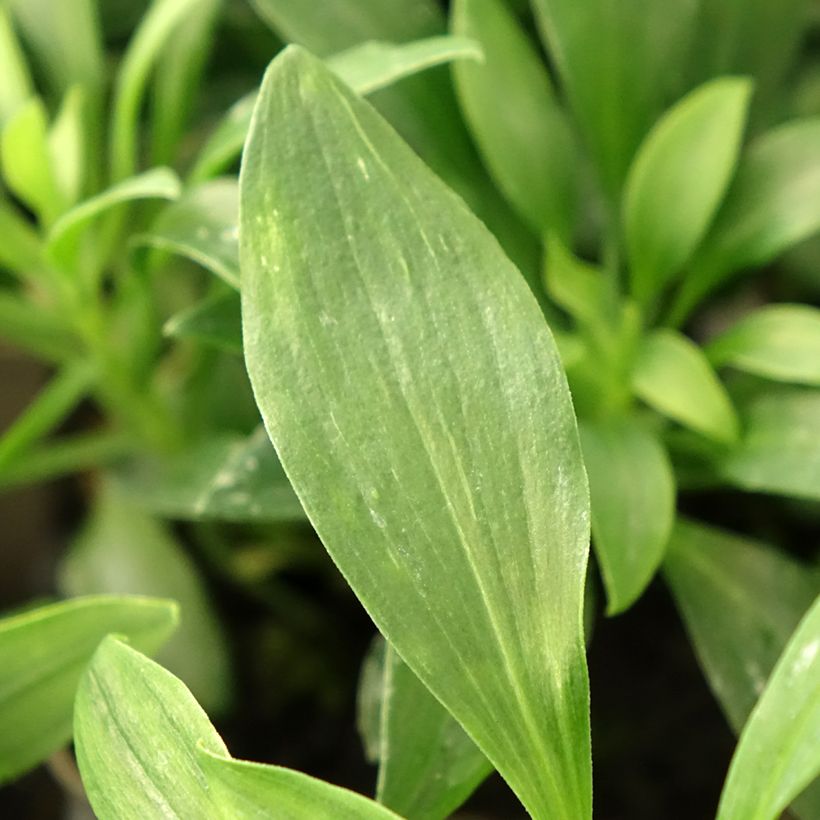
241 48 591 819
0 595 177 782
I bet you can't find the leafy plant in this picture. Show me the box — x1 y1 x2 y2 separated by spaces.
1 0 819 818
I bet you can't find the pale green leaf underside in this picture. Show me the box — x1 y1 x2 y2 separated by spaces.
580 418 675 615
241 47 590 819
717 595 820 820
0 595 177 783
707 304 820 386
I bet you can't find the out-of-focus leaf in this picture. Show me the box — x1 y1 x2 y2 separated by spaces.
199 747 403 819
632 329 739 444
241 48 591 818
189 92 257 183
531 0 698 197
671 120 820 325
74 636 227 820
134 177 239 287
59 484 231 712
119 426 304 522
580 417 675 615
47 167 181 271
164 289 242 353
543 236 611 327
707 304 820 386
0 595 177 783
48 86 86 207
358 637 491 819
623 78 752 306
0 7 32 124
1 98 65 225
0 292 75 362
0 200 44 275
452 0 577 238
664 517 820 819
717 595 820 820
720 388 820 501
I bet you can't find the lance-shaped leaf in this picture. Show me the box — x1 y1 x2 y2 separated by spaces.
717 595 820 820
672 119 820 325
632 329 739 444
720 388 820 501
164 290 242 354
0 7 32 125
580 418 675 615
0 595 177 783
665 518 820 819
623 78 752 306
706 304 820 386
358 637 491 819
241 48 591 819
451 0 577 239
75 636 403 819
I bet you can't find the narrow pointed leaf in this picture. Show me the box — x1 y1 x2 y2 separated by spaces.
74 636 227 820
48 86 86 207
199 747 402 819
451 0 577 238
0 7 33 124
706 304 820 386
580 418 675 615
135 178 239 288
624 78 752 306
543 236 611 327
632 329 739 444
0 595 177 783
164 290 242 353
59 484 232 712
664 517 820 819
720 388 820 500
672 119 820 324
241 48 591 819
717 595 820 820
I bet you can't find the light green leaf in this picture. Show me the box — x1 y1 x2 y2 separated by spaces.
707 304 820 386
623 78 752 306
74 636 227 820
543 236 611 327
671 119 820 325
241 48 591 819
720 388 820 501
134 177 239 287
0 199 44 275
358 637 491 819
0 359 95 472
580 418 675 615
46 167 181 271
59 484 231 712
717 595 820 820
199 746 402 820
48 86 86 207
632 329 739 444
0 291 75 362
119 426 304 522
531 0 698 197
664 517 820 819
0 7 32 125
452 0 576 239
1 98 65 225
0 595 177 783
164 289 242 353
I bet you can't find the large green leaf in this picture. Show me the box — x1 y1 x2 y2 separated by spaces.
671 119 820 324
664 518 820 819
58 484 231 712
0 595 177 783
623 78 752 306
530 0 698 197
717 595 820 820
241 48 591 818
451 0 577 239
358 637 491 819
632 329 739 444
720 388 820 501
580 417 675 615
706 304 820 386
75 636 402 819
119 427 304 522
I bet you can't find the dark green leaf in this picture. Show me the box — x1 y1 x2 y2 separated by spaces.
241 48 591 818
